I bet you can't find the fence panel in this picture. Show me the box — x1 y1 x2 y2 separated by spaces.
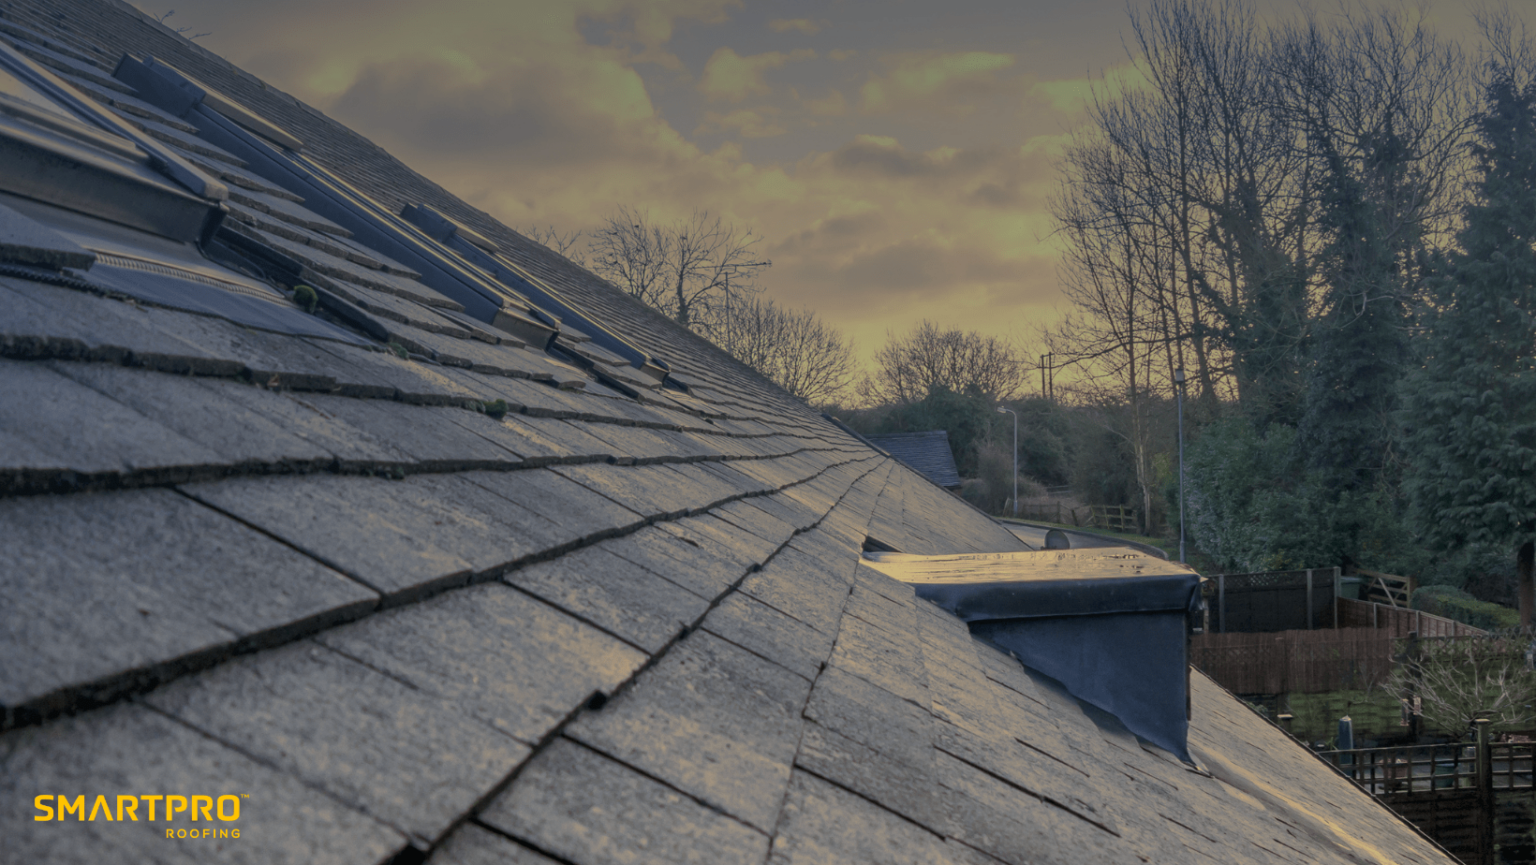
1206 569 1339 633
1190 628 1394 694
1336 598 1485 638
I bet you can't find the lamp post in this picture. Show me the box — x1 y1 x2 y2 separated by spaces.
996 406 1017 517
1174 368 1186 564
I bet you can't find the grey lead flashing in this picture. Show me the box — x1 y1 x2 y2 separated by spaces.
0 41 225 204
400 204 670 384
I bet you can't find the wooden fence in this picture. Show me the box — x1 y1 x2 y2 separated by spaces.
1319 736 1536 865
1337 598 1484 638
1088 505 1138 532
1206 568 1341 632
1193 601 1486 695
1191 628 1395 693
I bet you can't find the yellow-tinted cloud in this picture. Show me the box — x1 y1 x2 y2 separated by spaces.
696 108 787 138
803 89 848 117
1029 63 1146 115
860 50 1015 113
700 47 816 101
768 18 821 35
828 49 857 61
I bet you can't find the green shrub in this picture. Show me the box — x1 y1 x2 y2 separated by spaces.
1412 585 1521 630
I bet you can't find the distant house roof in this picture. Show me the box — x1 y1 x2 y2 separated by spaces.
866 429 963 488
0 3 1456 864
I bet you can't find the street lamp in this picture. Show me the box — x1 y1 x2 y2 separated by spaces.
996 406 1018 518
1174 368 1186 564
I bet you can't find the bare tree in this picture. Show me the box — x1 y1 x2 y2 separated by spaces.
714 297 856 405
1388 635 1536 733
1051 0 1474 430
517 224 587 266
863 321 1026 404
588 206 770 336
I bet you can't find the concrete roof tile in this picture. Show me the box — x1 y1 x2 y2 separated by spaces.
428 824 560 865
284 394 522 469
934 749 1138 865
479 738 769 865
601 525 746 599
737 547 854 636
463 468 645 545
315 583 645 744
553 463 724 519
794 717 954 836
768 771 990 865
145 640 528 847
45 361 335 468
700 592 834 682
504 544 706 653
180 475 476 601
0 488 374 722
0 358 225 479
0 702 406 865
567 630 810 832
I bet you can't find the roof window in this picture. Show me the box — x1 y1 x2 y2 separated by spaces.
0 42 224 243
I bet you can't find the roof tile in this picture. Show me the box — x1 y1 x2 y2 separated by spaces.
145 640 528 846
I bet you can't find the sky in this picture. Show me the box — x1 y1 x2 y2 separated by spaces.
134 0 1501 372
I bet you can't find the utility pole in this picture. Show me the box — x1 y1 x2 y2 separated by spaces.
996 406 1018 517
1175 368 1186 564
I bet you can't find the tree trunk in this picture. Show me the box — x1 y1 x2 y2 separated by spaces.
1520 540 1534 630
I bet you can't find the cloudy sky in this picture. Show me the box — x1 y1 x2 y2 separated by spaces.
136 0 1496 370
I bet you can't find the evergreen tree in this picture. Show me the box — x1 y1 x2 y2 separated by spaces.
1401 69 1536 617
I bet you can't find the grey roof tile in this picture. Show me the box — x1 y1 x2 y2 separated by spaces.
794 717 953 835
659 513 784 565
701 591 834 682
0 358 226 480
711 498 801 547
463 468 646 545
479 738 769 865
827 589 932 709
228 187 353 238
566 630 810 832
602 525 747 599
768 771 996 865
934 749 1137 865
428 824 560 865
0 488 374 721
145 640 528 847
115 307 352 391
0 279 233 374
188 380 415 466
316 583 645 743
445 413 606 464
45 362 336 469
737 547 854 636
306 341 486 404
504 544 707 653
553 462 723 519
180 475 477 601
0 702 406 865
283 394 522 469
804 665 937 771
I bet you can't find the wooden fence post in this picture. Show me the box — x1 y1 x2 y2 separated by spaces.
1218 574 1226 634
1476 718 1493 865
1307 569 1314 630
1333 567 1340 629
